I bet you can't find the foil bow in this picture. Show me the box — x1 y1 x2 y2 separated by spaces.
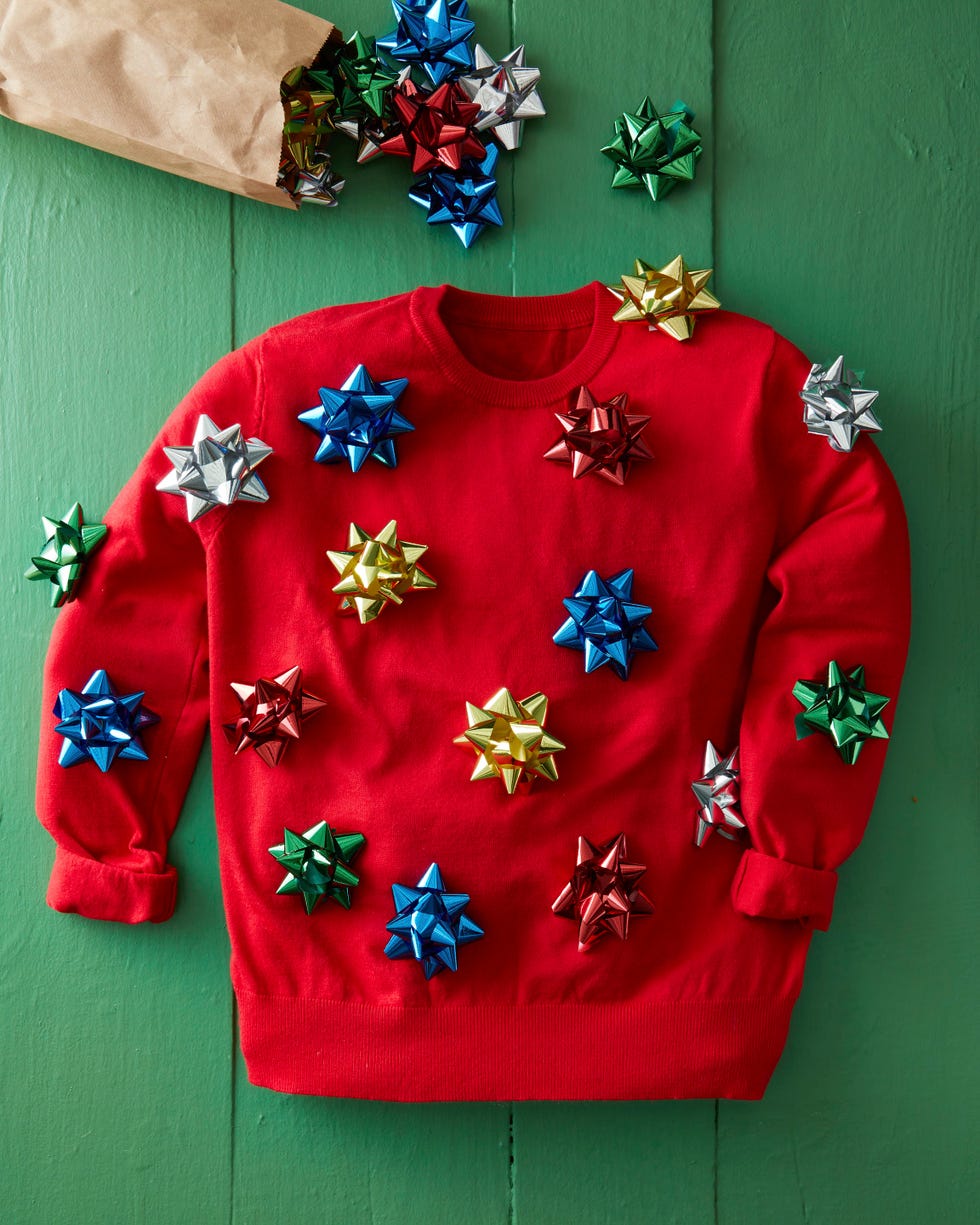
298 364 413 471
378 0 475 87
280 66 336 171
384 862 484 978
691 741 745 847
338 113 400 164
457 44 545 150
224 665 326 766
334 32 400 120
278 157 346 207
793 661 890 765
156 414 273 523
554 568 657 680
327 519 436 623
601 97 702 201
799 357 883 452
544 385 654 485
408 144 503 246
334 64 408 165
26 502 108 607
552 833 654 951
454 687 565 793
276 64 343 206
381 78 485 173
269 821 365 914
609 255 720 341
54 668 159 772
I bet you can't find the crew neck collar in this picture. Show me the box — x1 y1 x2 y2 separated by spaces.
410 281 621 408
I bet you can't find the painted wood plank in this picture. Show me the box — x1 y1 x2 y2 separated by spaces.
513 0 716 295
509 0 718 1219
231 1094 512 1225
714 1 980 1221
0 119 235 1222
228 4 514 1222
514 1102 716 1225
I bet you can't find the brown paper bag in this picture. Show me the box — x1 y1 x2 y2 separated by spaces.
0 0 342 207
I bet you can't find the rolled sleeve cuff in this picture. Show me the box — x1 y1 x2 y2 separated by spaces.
46 845 177 924
731 848 837 930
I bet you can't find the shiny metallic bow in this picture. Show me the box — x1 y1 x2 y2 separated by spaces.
601 97 702 201
156 414 272 522
224 665 326 767
408 144 503 246
458 44 545 149
298 364 413 471
609 255 719 340
269 821 366 914
544 385 654 485
385 862 484 977
794 661 889 765
327 519 436 623
381 78 485 173
799 357 883 452
54 669 159 772
554 568 657 680
553 833 654 951
26 502 107 607
691 741 745 846
454 687 565 793
334 31 400 119
279 157 346 206
378 0 475 87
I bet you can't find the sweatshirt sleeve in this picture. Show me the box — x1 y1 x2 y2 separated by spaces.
732 332 911 931
36 342 264 924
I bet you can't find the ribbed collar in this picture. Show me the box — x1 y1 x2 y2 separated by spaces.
410 281 621 408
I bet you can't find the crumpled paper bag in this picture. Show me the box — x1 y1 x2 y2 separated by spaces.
0 0 342 207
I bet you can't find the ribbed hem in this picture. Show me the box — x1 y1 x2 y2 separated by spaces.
46 845 177 924
237 990 796 1101
410 281 621 408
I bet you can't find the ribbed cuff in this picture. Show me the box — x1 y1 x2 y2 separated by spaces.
46 845 177 924
731 849 837 930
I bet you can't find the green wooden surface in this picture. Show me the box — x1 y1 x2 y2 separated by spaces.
1 0 976 1221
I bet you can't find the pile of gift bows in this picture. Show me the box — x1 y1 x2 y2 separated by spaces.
277 0 546 246
276 0 708 246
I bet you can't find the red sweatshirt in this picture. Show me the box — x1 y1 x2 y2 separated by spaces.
36 282 911 1100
